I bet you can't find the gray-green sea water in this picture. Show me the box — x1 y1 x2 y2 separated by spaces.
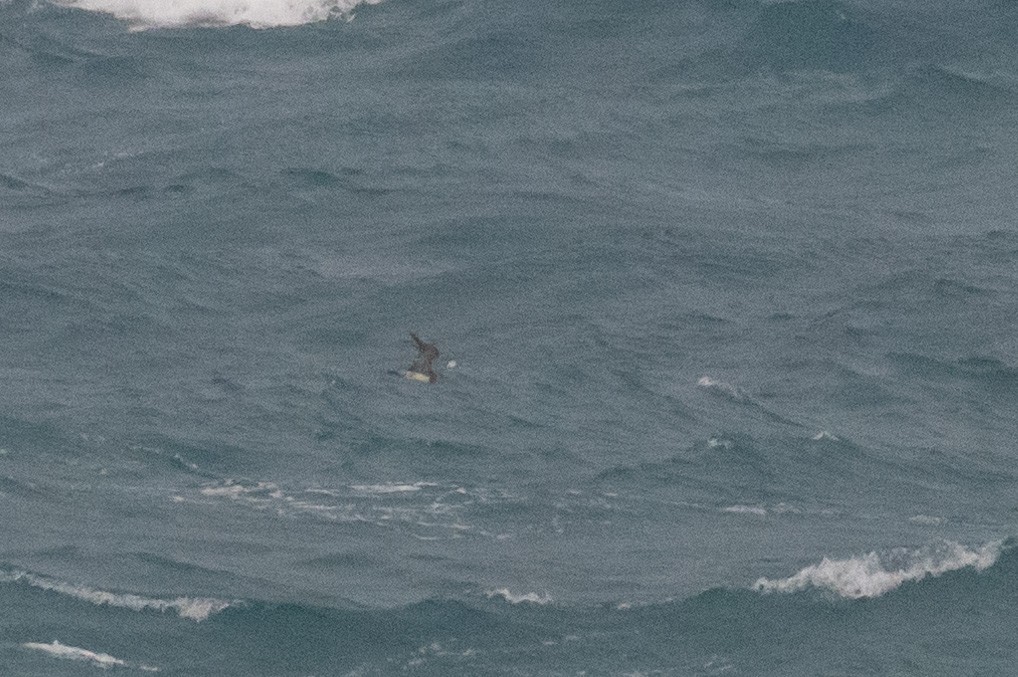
2 0 1017 673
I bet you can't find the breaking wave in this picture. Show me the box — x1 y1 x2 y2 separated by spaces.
52 0 384 30
753 540 1004 599
484 588 553 605
1 568 232 621
696 375 749 402
22 640 159 672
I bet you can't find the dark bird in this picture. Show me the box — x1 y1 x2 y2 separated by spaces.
408 332 439 383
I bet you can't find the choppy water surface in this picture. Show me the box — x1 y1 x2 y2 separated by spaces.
2 0 1017 674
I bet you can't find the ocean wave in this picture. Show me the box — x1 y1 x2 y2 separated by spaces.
191 478 494 538
173 453 199 472
696 376 749 402
695 376 805 427
350 481 438 494
908 514 944 526
484 588 553 605
707 436 734 450
9 563 1009 676
721 504 768 516
753 540 1003 599
722 502 816 518
22 640 159 671
702 0 881 76
0 171 57 195
0 473 44 498
902 64 1018 107
52 0 383 30
196 480 361 519
811 430 840 442
0 568 232 621
889 352 1018 393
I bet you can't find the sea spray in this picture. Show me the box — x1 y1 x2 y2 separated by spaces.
753 540 1004 599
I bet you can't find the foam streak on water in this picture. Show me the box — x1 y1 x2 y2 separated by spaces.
22 640 159 672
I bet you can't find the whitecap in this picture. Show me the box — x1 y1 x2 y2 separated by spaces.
304 488 342 497
22 640 159 671
909 515 945 526
195 478 503 539
485 588 552 605
0 569 231 621
753 540 1002 599
201 479 291 499
350 482 436 494
54 0 384 30
199 482 258 498
722 505 768 516
173 454 199 472
697 376 748 402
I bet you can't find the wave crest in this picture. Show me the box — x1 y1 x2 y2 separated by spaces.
22 640 159 672
753 540 1003 599
54 0 384 30
1 568 232 621
697 376 748 402
485 588 553 605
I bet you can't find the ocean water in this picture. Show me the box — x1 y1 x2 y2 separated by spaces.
2 0 1018 674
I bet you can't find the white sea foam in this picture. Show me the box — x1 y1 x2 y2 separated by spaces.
753 540 1002 599
200 480 274 498
1 569 231 621
350 482 436 494
208 479 436 500
723 503 803 517
697 376 748 401
195 478 492 539
54 0 384 30
485 588 552 605
173 454 199 472
23 640 159 671
811 430 840 442
722 505 768 516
